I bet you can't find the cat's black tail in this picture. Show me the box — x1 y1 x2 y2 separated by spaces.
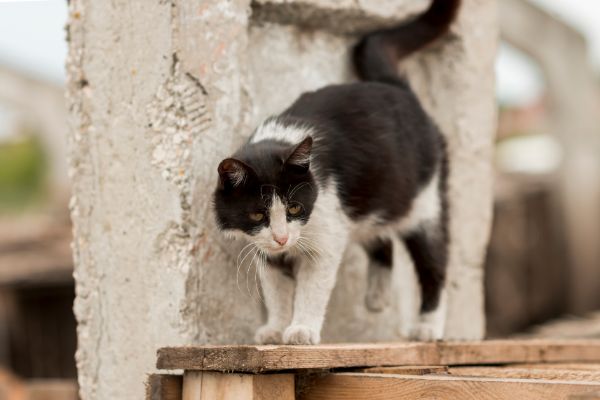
353 0 461 84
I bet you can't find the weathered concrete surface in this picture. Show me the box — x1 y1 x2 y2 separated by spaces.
67 0 496 398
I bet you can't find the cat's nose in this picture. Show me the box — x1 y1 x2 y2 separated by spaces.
273 235 288 246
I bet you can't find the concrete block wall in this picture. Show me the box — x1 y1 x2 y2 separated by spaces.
66 0 496 398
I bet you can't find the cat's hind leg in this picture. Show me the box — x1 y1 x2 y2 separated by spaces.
403 222 448 341
364 237 393 312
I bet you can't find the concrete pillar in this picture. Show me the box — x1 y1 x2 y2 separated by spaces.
67 0 496 398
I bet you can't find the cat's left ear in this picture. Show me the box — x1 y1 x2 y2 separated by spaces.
217 158 254 190
285 136 313 171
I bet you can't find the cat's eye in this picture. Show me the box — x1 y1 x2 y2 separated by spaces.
287 204 302 215
249 212 265 222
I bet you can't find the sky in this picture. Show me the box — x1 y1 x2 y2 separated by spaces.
0 0 600 104
0 0 68 83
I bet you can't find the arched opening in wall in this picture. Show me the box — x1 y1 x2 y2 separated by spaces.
485 42 569 337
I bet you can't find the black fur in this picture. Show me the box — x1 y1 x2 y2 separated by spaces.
280 82 443 221
405 141 449 312
213 0 460 314
353 0 461 84
365 238 393 268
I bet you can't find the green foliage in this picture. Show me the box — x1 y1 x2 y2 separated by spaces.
0 134 47 212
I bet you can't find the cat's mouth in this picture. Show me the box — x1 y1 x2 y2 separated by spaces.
262 241 297 254
264 245 289 254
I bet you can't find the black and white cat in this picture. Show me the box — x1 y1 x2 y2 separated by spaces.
213 0 460 345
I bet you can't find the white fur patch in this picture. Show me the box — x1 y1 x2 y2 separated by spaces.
395 171 441 234
251 118 312 145
269 195 288 240
411 289 447 341
348 169 441 244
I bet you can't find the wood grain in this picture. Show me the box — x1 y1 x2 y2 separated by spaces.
449 366 600 382
297 373 600 400
252 374 295 400
182 371 294 400
146 374 182 400
513 363 600 371
157 340 600 372
357 366 448 375
570 392 600 400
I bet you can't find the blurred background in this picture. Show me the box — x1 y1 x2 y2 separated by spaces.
0 0 599 398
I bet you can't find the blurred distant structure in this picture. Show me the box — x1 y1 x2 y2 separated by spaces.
487 0 600 336
0 65 69 197
0 63 76 395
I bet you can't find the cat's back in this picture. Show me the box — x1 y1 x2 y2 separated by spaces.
282 81 444 220
284 81 420 123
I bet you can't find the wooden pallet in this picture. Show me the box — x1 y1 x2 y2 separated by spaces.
148 340 600 400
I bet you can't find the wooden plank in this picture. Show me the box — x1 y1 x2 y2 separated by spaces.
156 340 600 372
182 371 294 400
252 374 295 400
449 366 600 382
570 392 600 400
297 373 600 400
146 374 183 400
357 366 448 375
182 371 202 400
25 379 79 400
512 363 600 371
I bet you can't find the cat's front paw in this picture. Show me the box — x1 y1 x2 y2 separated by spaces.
408 318 445 342
283 324 320 345
254 325 283 344
409 326 441 342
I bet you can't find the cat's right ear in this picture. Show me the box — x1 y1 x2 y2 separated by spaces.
218 158 253 190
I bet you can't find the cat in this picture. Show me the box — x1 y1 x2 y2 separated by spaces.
213 0 461 345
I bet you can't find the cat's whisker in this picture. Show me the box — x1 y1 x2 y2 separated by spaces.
287 182 305 200
296 240 320 266
237 242 255 266
298 236 324 257
299 241 324 267
254 251 266 304
237 243 257 295
246 247 261 301
289 181 313 200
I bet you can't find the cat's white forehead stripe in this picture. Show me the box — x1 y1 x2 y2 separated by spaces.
251 118 312 144
269 195 288 236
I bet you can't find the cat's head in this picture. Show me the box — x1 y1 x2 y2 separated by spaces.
213 136 317 254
